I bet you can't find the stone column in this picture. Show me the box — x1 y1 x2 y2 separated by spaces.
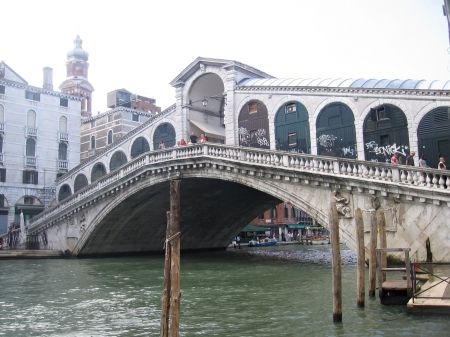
174 83 185 147
223 65 237 146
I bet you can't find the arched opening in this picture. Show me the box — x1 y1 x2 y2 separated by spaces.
238 100 270 149
59 116 67 133
418 107 450 168
110 151 127 171
275 101 310 153
188 73 226 143
26 138 36 156
108 130 113 145
131 137 150 158
91 162 106 182
153 123 176 149
91 136 96 149
316 103 356 159
58 184 72 201
27 110 36 127
363 104 410 163
59 143 67 160
74 174 89 193
15 195 44 224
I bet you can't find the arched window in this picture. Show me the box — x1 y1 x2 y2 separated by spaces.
26 138 35 156
153 123 176 149
271 207 277 219
291 206 296 220
0 105 4 123
58 143 67 160
0 135 3 153
74 174 89 193
284 204 289 219
131 137 150 157
238 100 270 149
108 130 113 145
59 116 68 133
91 136 95 149
110 151 127 171
27 110 36 127
58 184 72 202
91 163 106 182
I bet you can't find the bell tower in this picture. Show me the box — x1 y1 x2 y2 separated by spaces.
59 35 95 118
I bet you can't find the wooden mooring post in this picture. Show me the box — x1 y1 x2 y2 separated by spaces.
329 202 342 322
355 208 365 307
160 179 181 337
369 211 377 297
377 212 387 283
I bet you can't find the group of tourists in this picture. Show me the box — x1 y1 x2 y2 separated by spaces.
391 151 447 170
157 132 208 149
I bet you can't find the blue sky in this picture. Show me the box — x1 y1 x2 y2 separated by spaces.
3 0 450 114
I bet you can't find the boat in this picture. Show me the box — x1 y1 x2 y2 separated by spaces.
248 238 277 247
311 237 330 245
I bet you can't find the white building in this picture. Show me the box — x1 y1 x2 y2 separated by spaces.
0 60 82 233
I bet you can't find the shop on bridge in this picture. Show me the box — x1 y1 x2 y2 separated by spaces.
275 101 311 153
316 103 357 159
363 104 410 163
238 100 270 149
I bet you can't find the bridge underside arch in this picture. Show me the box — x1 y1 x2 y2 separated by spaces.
79 178 282 255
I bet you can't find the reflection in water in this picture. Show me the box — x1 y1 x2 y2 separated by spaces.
0 245 448 336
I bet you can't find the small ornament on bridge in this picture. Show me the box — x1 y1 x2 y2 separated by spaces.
333 190 352 218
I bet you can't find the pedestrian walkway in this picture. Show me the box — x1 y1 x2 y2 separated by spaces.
0 250 64 259
407 274 450 314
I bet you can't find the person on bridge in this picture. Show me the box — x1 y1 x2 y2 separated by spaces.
180 139 187 146
190 132 197 144
406 151 415 166
199 134 207 143
438 157 446 170
419 154 428 168
158 140 165 149
391 153 399 165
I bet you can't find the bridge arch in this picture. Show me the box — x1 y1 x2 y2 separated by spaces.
130 136 150 158
91 162 107 182
363 104 410 163
274 100 311 153
186 72 226 143
74 174 88 193
109 150 128 172
238 99 270 149
71 169 330 256
58 184 72 202
153 123 176 149
315 102 357 159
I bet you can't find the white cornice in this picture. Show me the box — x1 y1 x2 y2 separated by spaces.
0 79 82 101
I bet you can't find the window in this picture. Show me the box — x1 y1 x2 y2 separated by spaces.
258 213 264 220
376 107 388 120
27 110 36 127
25 91 40 101
0 135 3 153
23 171 38 184
108 115 113 123
0 85 5 94
249 102 258 114
91 120 95 128
0 168 5 183
0 194 5 207
59 116 67 133
285 103 296 114
60 98 68 107
271 207 277 219
91 136 95 149
56 173 64 179
291 206 296 220
288 133 297 147
132 113 139 122
0 104 4 122
24 196 34 205
108 130 113 144
26 138 36 156
58 143 67 160
284 205 289 219
370 106 391 121
380 135 390 146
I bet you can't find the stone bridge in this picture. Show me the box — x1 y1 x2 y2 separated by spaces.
27 144 450 261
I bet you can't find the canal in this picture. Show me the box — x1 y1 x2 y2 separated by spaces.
1 244 449 336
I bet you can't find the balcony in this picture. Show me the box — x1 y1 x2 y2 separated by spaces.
59 132 69 142
26 156 36 167
58 160 69 170
0 153 3 164
0 123 4 133
26 127 38 137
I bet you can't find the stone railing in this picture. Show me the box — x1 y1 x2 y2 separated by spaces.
28 144 450 233
26 127 38 137
59 132 69 142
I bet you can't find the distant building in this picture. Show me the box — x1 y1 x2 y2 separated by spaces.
0 60 81 233
80 106 156 162
59 35 94 119
107 89 161 114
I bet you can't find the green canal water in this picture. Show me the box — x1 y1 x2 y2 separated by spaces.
1 244 449 336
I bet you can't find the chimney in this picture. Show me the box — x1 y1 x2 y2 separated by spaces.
43 67 53 90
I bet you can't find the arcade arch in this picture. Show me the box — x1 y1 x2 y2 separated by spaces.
74 174 89 193
58 184 72 202
153 123 176 149
91 162 107 182
110 151 127 172
131 137 150 158
238 100 270 149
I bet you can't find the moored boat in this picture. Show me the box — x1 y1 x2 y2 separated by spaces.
311 237 330 245
248 238 277 247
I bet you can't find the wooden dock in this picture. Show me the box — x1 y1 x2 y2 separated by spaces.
0 249 64 259
407 275 450 315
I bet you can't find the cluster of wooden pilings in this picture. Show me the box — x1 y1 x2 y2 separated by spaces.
330 202 388 322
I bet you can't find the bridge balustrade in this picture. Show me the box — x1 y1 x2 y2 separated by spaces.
27 144 449 234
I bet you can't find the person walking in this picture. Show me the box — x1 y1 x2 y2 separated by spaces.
391 153 399 164
419 154 428 168
158 140 165 149
438 157 446 170
406 151 415 166
236 235 241 249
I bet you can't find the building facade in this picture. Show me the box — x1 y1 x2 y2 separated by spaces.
0 61 81 233
107 89 161 114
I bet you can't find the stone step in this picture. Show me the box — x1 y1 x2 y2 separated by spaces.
0 250 64 259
